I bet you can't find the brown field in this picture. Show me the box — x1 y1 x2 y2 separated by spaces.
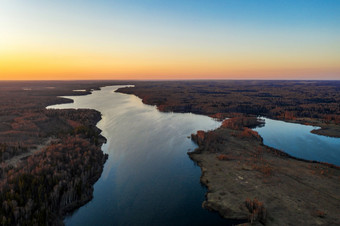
190 117 340 225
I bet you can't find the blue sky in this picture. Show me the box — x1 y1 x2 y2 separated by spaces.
0 0 339 79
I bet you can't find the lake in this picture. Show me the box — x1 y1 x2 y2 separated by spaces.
47 85 340 225
47 86 236 226
254 117 340 166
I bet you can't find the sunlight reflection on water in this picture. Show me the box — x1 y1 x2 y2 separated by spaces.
47 86 234 226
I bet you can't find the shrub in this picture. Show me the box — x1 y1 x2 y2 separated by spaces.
245 198 266 224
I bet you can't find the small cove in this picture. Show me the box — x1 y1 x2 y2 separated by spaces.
254 117 340 166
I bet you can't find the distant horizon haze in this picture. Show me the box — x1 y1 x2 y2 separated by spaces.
1 78 340 81
1 0 339 80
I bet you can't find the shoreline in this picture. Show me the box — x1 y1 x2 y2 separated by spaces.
1 81 339 225
116 85 340 224
274 117 340 138
0 82 118 225
116 81 340 139
189 122 340 225
60 86 340 225
44 87 110 224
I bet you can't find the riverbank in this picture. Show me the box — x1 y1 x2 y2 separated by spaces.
210 114 340 139
189 118 340 225
0 81 120 225
57 85 238 225
116 81 340 224
116 80 340 138
283 117 340 138
2 81 339 225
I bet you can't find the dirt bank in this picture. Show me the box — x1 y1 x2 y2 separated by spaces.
189 119 340 225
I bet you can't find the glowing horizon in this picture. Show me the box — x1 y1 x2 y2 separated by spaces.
1 0 339 80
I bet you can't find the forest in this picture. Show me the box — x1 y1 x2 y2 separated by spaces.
118 80 340 124
0 81 117 225
1 80 339 225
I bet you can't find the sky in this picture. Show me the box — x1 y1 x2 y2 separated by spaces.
0 0 339 80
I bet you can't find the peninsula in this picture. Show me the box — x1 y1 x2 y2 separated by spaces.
117 80 340 225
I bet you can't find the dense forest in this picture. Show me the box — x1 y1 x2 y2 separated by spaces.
0 136 107 225
0 81 118 225
118 80 340 124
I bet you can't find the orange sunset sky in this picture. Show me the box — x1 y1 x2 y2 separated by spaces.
0 0 339 80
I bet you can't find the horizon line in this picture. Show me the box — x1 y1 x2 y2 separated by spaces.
0 78 340 82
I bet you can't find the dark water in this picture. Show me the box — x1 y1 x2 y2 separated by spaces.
254 117 340 166
48 86 238 226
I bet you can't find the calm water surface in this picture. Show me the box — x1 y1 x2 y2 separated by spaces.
48 86 235 226
254 117 340 166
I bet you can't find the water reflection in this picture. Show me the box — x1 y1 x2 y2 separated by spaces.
47 86 234 225
254 117 340 166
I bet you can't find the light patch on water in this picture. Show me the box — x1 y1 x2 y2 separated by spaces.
47 85 229 226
